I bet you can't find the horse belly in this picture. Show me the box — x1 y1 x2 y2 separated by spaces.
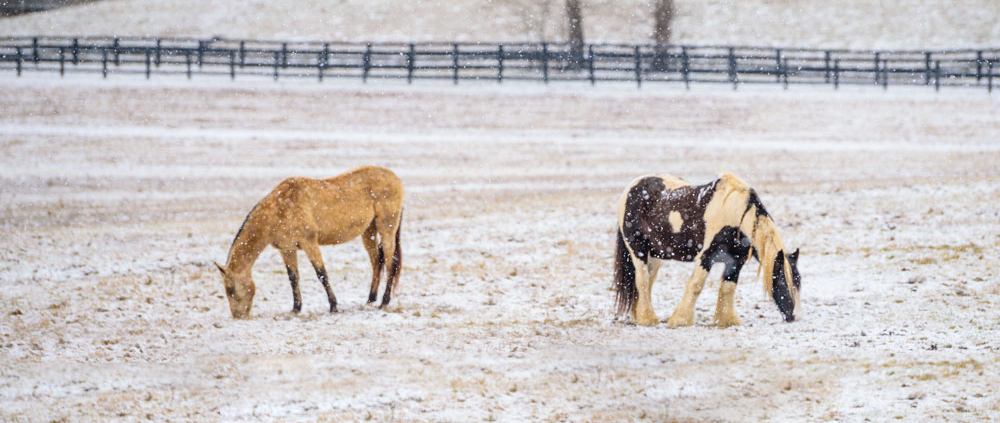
314 200 374 246
649 233 702 262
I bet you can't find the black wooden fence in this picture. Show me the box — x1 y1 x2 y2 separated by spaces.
1 35 997 91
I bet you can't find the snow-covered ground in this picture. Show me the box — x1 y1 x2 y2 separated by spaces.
1 74 999 422
2 0 998 49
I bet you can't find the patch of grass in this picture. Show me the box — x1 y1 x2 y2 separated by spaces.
863 243 985 258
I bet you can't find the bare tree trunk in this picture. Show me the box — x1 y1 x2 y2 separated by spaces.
566 0 585 66
652 0 674 71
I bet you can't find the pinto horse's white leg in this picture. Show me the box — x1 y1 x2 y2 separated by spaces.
632 255 659 326
713 281 742 328
647 258 662 285
667 265 708 327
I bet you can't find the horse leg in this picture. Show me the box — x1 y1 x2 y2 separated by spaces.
714 260 745 327
376 210 402 308
632 255 658 326
279 249 302 313
714 282 742 327
302 241 337 313
647 257 662 284
667 264 709 327
361 222 383 304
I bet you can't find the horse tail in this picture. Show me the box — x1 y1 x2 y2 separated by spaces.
386 208 402 287
613 227 638 318
376 240 386 272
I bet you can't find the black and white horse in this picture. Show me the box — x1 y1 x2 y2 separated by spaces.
613 172 801 327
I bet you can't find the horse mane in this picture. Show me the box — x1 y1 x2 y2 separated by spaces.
228 200 262 263
749 215 789 297
715 171 792 298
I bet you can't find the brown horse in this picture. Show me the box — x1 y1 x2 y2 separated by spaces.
215 165 404 319
613 171 801 327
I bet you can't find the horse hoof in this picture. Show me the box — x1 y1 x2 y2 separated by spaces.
714 315 742 328
634 314 659 327
329 306 338 313
666 315 693 327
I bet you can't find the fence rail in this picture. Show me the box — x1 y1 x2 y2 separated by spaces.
1 36 997 91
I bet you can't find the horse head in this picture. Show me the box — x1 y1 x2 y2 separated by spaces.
215 262 256 319
770 248 801 322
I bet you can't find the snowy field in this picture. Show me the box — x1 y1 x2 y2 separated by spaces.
1 74 999 422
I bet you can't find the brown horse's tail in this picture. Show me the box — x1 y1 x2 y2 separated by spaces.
379 208 403 307
376 241 386 272
387 209 402 286
613 227 637 318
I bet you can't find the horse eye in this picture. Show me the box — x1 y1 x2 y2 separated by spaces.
225 287 236 297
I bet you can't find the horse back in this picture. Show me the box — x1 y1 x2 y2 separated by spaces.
619 175 717 262
322 165 403 203
262 166 403 245
272 166 402 210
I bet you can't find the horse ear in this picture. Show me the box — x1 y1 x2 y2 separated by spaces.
789 248 800 261
214 262 227 275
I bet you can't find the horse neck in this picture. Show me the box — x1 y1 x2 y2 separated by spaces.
748 214 785 293
226 217 267 275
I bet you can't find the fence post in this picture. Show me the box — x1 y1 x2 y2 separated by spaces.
15 47 22 77
833 58 840 89
230 51 236 80
407 43 415 84
239 41 245 67
59 47 65 76
872 52 879 85
824 50 831 83
197 40 205 68
317 48 325 82
322 43 329 69
113 37 120 66
32 37 39 64
186 51 192 79
273 51 280 81
682 46 690 90
976 51 983 81
729 47 738 89
782 59 789 89
145 48 151 79
987 60 993 93
924 52 931 85
775 48 781 83
155 39 161 67
452 43 459 85
541 43 549 84
497 44 504 83
102 48 108 79
363 43 371 83
934 60 940 91
72 37 79 65
882 59 888 90
588 44 595 85
634 45 642 88
281 42 288 68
